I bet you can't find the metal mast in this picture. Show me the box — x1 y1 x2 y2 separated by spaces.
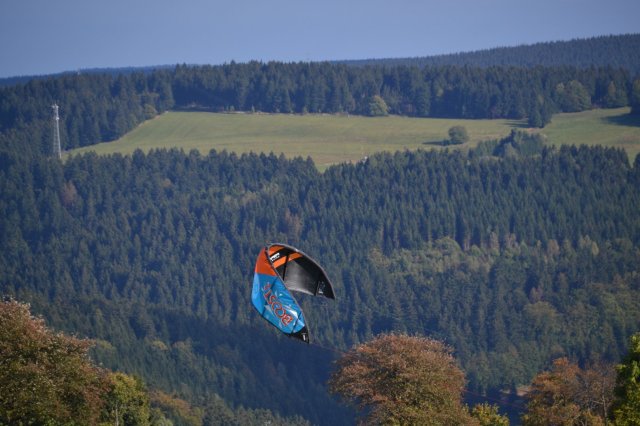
52 103 62 159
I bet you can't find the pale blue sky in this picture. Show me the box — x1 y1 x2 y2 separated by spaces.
1 0 639 78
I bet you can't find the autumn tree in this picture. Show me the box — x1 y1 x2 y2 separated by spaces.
521 357 615 426
0 299 108 424
328 333 476 425
470 403 510 426
101 372 152 426
611 332 640 425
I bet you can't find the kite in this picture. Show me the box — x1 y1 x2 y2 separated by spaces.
251 243 336 343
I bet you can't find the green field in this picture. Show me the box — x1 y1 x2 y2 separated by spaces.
69 107 640 168
539 108 640 161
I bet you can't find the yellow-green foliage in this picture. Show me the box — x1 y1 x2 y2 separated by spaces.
612 333 640 425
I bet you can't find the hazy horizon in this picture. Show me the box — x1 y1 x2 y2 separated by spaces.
1 0 639 79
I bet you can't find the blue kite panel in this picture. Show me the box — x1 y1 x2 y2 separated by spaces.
252 271 306 336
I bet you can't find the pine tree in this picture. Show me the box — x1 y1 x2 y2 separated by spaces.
611 333 640 425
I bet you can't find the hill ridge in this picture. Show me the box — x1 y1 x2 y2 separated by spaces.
338 33 640 74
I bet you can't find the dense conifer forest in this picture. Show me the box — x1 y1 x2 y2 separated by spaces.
1 134 640 423
343 33 640 75
1 34 640 424
2 33 640 160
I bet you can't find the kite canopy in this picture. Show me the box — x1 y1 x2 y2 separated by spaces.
251 243 335 343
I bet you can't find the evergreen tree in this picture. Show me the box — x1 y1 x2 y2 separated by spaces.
611 332 640 425
631 79 640 116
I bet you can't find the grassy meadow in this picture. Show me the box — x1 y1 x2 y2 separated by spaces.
68 107 640 169
539 107 640 161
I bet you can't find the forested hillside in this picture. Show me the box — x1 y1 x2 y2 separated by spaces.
1 133 639 423
343 33 640 75
2 58 639 159
2 35 640 423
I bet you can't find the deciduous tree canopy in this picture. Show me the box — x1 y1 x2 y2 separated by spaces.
329 333 475 425
521 357 616 425
0 299 107 424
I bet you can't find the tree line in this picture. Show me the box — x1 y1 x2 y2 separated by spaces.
2 60 639 159
343 33 640 76
1 133 639 423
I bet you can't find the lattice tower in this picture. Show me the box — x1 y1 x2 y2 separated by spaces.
52 103 61 159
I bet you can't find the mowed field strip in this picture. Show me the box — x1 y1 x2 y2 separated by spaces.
69 108 640 168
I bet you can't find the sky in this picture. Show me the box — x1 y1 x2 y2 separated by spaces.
1 0 639 78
